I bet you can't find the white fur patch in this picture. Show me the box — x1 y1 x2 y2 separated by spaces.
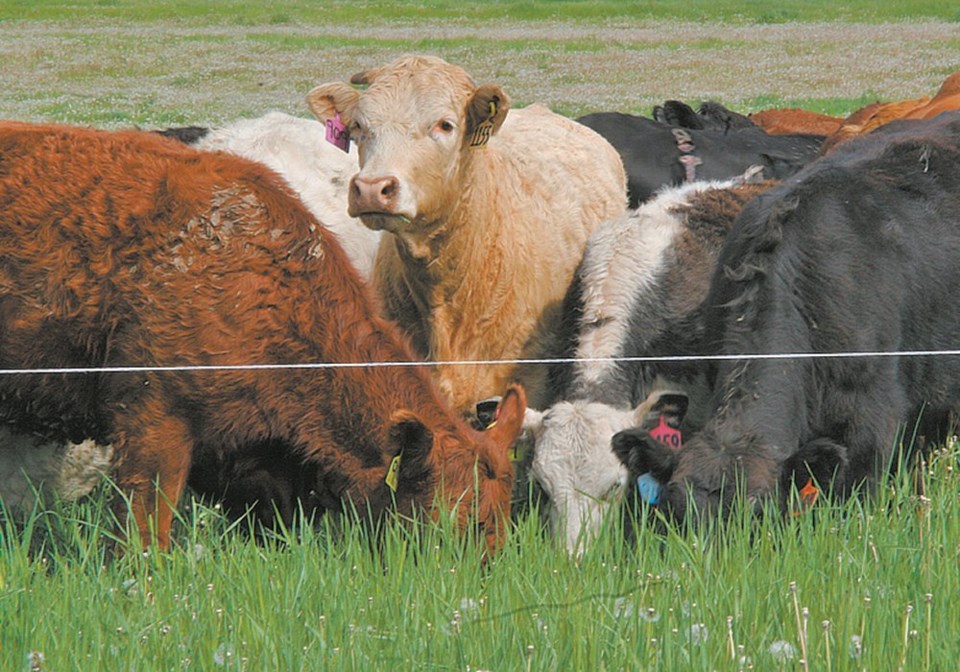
570 178 746 397
197 112 380 280
0 429 113 509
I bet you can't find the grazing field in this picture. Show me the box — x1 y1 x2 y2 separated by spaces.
1 2 960 670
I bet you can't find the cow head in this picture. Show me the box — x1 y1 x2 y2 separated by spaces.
307 56 510 250
612 425 849 525
391 384 525 555
525 391 688 555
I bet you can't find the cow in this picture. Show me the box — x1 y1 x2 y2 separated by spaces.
577 110 822 208
653 99 843 137
747 108 843 137
306 55 627 416
611 113 960 526
822 72 960 154
0 121 527 554
652 100 757 133
522 174 774 554
156 112 381 282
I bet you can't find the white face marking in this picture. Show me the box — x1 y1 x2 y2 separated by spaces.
529 400 634 555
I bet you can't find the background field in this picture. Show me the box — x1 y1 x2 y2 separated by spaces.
2 2 960 670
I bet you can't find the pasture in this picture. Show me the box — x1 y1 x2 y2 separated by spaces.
2 2 960 669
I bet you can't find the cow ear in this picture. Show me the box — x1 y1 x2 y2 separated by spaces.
784 437 848 492
464 84 510 149
611 427 678 482
306 82 360 126
349 66 385 87
386 410 434 491
485 384 526 449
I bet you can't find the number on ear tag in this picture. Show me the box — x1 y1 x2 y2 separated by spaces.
469 101 497 149
648 415 683 450
325 112 351 153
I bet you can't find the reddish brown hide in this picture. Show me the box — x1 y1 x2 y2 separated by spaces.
822 72 960 153
747 108 842 136
0 121 526 554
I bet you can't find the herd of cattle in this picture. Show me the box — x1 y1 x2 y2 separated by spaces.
1 56 958 557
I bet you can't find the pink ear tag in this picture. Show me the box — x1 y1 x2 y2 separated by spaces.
648 415 682 450
325 113 351 153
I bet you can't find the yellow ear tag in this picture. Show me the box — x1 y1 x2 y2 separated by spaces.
385 452 402 492
508 442 527 463
469 100 498 149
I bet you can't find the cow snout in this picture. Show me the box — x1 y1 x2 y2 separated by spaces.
349 174 400 216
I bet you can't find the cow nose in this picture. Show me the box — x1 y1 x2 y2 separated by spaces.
349 174 399 215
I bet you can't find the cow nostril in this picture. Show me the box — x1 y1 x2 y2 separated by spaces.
381 178 397 198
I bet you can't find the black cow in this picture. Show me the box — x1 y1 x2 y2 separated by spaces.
652 100 757 133
578 111 824 208
612 113 960 523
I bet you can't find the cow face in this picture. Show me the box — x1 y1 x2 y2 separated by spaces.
391 384 525 555
526 401 634 556
307 56 510 245
612 428 848 524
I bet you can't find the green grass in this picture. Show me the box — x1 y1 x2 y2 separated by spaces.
2 3 960 670
2 442 958 670
0 0 958 24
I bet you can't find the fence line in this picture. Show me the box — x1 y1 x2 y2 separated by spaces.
0 348 959 376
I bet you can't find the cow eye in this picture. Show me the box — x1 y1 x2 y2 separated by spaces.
434 119 455 134
481 460 496 480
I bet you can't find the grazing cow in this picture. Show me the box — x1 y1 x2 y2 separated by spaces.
747 108 843 137
307 55 627 415
577 111 822 207
612 114 960 525
523 175 774 554
157 112 381 282
0 121 526 553
652 100 757 133
653 99 842 137
822 72 960 153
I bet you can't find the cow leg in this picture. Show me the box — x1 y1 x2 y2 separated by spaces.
112 397 193 551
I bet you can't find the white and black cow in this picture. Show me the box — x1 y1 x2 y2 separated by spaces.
613 113 960 525
578 110 823 208
523 173 775 554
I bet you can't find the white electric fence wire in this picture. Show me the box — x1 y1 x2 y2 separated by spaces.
0 349 958 376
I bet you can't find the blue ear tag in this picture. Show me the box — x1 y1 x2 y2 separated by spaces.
637 472 662 505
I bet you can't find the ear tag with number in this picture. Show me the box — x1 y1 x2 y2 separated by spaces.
469 101 497 149
648 415 683 450
385 452 402 492
637 413 684 505
325 112 351 153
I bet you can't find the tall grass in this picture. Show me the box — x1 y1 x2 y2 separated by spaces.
2 440 958 670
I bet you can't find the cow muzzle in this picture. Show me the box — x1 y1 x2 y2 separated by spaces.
348 174 408 222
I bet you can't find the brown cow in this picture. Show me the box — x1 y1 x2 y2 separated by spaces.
307 56 627 415
748 108 842 136
0 121 526 554
822 72 960 153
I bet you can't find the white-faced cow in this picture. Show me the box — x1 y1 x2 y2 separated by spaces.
157 112 381 282
613 113 960 525
523 175 774 554
0 121 527 555
307 55 627 416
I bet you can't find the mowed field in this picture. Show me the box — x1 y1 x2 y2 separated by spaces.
1 3 960 671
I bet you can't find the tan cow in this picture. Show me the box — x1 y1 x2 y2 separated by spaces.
307 55 627 414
